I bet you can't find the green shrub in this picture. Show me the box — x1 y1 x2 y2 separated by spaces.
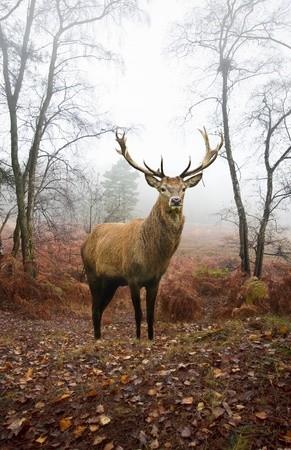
243 277 269 305
195 267 230 279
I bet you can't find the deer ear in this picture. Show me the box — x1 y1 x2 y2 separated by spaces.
185 173 203 188
145 174 161 189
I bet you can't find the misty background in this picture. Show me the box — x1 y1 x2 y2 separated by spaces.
0 0 290 278
72 0 290 226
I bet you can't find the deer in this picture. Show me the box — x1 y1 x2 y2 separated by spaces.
81 128 223 340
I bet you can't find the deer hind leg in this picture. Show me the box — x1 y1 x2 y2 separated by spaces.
145 281 159 340
129 284 142 339
88 277 118 339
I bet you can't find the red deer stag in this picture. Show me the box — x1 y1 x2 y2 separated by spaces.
81 129 223 339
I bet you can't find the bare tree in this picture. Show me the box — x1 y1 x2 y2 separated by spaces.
170 0 290 274
73 170 104 233
247 80 291 277
0 161 15 255
0 0 139 276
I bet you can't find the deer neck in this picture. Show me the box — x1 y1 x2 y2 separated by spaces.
141 196 185 261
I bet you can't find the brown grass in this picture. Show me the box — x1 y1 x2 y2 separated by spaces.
159 257 202 322
0 227 290 321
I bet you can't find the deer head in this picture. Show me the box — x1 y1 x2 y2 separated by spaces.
116 128 223 211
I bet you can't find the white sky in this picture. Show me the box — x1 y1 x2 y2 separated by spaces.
84 0 233 224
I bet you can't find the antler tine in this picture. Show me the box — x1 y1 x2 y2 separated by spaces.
115 130 127 154
180 127 223 179
143 160 162 177
179 156 192 178
160 156 165 177
115 129 164 178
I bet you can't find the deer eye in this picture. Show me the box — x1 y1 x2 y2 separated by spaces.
160 187 166 193
182 187 186 192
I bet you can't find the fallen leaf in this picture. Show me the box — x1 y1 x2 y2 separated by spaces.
88 416 99 424
20 368 33 384
35 435 47 444
278 324 289 337
93 435 106 445
104 442 114 450
181 427 192 438
120 374 130 384
181 396 194 405
0 361 13 371
139 430 148 446
86 389 98 398
279 431 291 443
7 417 27 436
213 368 224 378
96 404 105 414
99 415 111 426
197 402 205 412
89 424 99 432
59 417 72 432
263 330 273 340
236 404 245 410
150 439 159 449
25 367 33 380
35 401 45 409
255 411 268 420
147 388 157 396
53 393 71 403
73 425 86 438
151 424 159 438
213 391 223 400
248 334 261 341
92 368 103 376
158 369 170 376
222 402 232 417
231 413 242 423
212 407 225 419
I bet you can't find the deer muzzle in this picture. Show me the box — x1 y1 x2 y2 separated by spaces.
169 196 182 208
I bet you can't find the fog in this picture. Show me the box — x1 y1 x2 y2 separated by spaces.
0 0 290 230
80 0 235 224
79 0 290 227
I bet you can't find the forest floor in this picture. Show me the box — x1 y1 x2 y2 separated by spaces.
0 309 290 450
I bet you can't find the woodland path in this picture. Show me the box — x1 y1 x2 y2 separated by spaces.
0 310 290 450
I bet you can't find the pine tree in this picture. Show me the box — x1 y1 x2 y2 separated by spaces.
102 159 139 222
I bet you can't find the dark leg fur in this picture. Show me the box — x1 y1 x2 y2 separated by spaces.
88 277 118 339
129 284 142 339
146 281 159 340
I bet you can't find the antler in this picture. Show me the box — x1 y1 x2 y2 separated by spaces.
180 127 223 179
115 130 165 178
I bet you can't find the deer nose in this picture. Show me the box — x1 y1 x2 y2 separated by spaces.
169 196 182 206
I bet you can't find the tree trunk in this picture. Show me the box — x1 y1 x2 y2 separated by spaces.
12 215 20 256
254 220 268 278
9 107 32 269
221 61 250 274
0 9 36 275
253 169 273 278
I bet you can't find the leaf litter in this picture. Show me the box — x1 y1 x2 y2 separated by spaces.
0 310 290 449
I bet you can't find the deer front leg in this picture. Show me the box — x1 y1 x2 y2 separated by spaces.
91 279 118 339
129 284 142 339
87 276 102 339
92 301 102 339
146 281 159 340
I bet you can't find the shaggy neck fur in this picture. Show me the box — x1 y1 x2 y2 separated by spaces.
141 196 185 262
